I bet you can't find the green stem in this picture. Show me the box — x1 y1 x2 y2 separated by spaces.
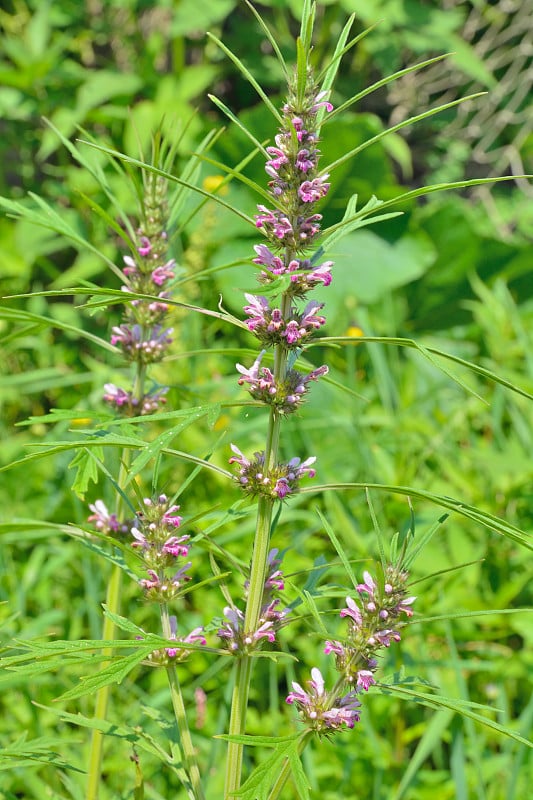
224 338 288 798
223 656 253 798
161 604 206 800
86 452 131 800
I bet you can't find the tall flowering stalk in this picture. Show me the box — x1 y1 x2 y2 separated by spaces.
223 60 333 797
86 144 177 800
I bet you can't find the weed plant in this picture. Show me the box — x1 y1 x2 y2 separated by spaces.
0 3 532 799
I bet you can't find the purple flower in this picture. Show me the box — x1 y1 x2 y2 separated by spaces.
295 148 315 172
138 236 152 257
298 175 330 203
165 617 206 658
265 146 289 171
151 260 176 286
88 500 129 535
356 571 377 599
370 629 401 648
356 670 376 691
103 383 131 408
162 535 189 557
310 91 334 114
286 455 316 480
340 596 363 628
111 323 173 363
102 383 169 416
322 692 361 729
123 255 140 278
324 640 345 657
286 667 361 731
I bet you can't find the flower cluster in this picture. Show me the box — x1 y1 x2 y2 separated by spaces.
104 172 176 416
325 566 416 689
243 294 326 348
286 667 361 732
235 78 331 419
131 494 193 602
87 499 132 536
236 351 328 415
103 383 168 415
143 615 206 666
218 550 289 653
286 565 415 733
229 444 316 500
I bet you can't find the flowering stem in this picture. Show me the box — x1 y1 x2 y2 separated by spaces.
225 397 284 797
223 656 253 798
160 604 206 800
86 452 131 800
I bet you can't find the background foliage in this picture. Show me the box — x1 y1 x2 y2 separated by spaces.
1 0 532 798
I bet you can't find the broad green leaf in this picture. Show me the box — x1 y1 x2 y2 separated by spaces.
324 230 436 304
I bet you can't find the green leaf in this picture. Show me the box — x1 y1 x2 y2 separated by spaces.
326 93 486 174
243 0 288 80
32 704 190 780
305 482 533 550
0 735 84 772
0 193 121 277
316 334 533 402
316 508 358 589
379 684 533 749
0 305 116 353
225 736 309 800
77 141 256 226
69 446 102 499
206 32 282 123
57 647 153 701
327 53 451 122
208 95 268 156
320 194 403 253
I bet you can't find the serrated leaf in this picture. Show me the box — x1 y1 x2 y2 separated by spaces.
101 607 152 637
57 647 153 701
69 446 102 499
0 735 84 772
125 409 209 485
227 736 309 800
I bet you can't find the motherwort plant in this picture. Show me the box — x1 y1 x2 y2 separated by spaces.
2 3 531 800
